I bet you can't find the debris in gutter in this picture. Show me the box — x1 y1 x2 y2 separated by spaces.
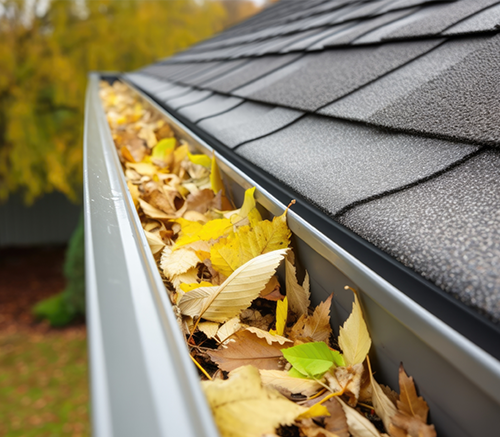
99 80 437 437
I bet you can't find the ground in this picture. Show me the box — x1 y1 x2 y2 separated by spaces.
0 246 89 437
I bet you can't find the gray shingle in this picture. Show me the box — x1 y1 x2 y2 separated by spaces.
203 54 302 94
338 150 500 323
140 63 196 80
283 22 357 52
177 93 243 123
368 33 500 146
197 102 303 148
124 74 173 94
234 40 442 111
236 115 478 214
443 3 500 35
319 37 485 124
155 84 193 101
165 89 212 110
179 60 248 86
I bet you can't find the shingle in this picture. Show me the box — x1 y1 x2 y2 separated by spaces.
319 37 483 122
336 0 399 22
236 115 478 214
164 89 212 110
313 8 417 49
233 40 442 111
140 63 196 80
155 84 193 101
443 3 500 35
203 54 302 94
282 22 357 52
376 0 452 14
177 93 243 123
382 0 500 40
338 150 500 323
367 33 500 146
179 60 248 86
124 74 173 94
197 102 303 148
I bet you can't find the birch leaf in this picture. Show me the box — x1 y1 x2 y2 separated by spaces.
338 294 371 366
178 249 287 322
246 327 292 346
286 253 310 318
370 375 397 433
139 198 171 219
198 321 219 339
270 297 287 336
144 230 166 255
289 294 333 345
211 211 291 277
207 330 287 371
202 365 305 437
282 342 338 378
175 218 233 248
259 369 323 396
338 398 382 437
160 246 200 280
216 317 242 343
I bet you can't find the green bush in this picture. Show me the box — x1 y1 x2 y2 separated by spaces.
33 212 85 327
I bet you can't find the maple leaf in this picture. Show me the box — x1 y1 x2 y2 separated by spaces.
178 249 287 322
259 369 323 396
270 296 287 336
211 211 291 277
289 294 333 345
207 330 288 371
338 293 371 366
285 251 310 318
201 365 306 437
388 365 436 437
338 398 382 437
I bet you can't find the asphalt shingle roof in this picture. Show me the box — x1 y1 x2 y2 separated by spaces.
126 0 500 326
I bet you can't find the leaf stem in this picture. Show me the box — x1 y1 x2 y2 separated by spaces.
190 354 212 380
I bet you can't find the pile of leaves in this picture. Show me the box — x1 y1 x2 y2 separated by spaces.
99 80 437 437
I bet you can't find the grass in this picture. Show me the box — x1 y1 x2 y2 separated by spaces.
0 330 89 437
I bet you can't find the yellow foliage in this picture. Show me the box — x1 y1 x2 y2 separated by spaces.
175 218 233 248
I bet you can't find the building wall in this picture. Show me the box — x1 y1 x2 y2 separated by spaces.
0 192 81 247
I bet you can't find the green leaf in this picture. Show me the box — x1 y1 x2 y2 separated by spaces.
288 367 309 379
282 342 337 378
152 138 176 159
331 350 345 367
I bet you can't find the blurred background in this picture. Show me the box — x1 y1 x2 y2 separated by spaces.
0 1 268 435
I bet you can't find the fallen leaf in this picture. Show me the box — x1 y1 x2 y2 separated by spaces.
323 397 349 437
285 252 310 318
338 398 381 437
175 218 233 248
298 403 330 420
201 365 305 437
207 330 287 371
260 276 283 300
144 230 166 255
299 418 340 437
259 369 323 396
240 309 275 331
178 249 287 322
188 152 212 168
210 154 225 196
369 365 397 433
198 321 219 339
160 246 200 280
270 297 287 336
289 294 333 345
282 342 339 378
246 327 292 346
139 198 171 219
334 363 364 407
338 293 371 366
179 281 214 293
186 188 215 213
216 317 242 343
152 137 176 160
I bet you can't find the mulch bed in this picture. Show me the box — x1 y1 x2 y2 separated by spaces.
0 245 85 334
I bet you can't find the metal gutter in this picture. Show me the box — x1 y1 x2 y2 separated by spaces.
84 73 220 437
119 75 500 437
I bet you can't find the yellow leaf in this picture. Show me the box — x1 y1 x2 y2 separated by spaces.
210 154 225 195
227 187 263 225
297 403 330 420
259 369 323 397
180 281 214 293
338 294 371 366
201 365 306 437
178 249 287 322
151 137 176 160
210 211 291 277
270 297 288 336
338 398 382 437
188 152 211 168
286 251 310 318
175 218 233 248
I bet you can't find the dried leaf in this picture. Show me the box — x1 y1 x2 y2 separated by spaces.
338 294 371 366
178 249 287 322
210 155 225 196
245 327 292 346
285 252 310 318
201 365 305 437
324 397 349 437
139 198 171 219
260 276 283 300
216 317 242 343
259 369 323 396
338 398 382 437
207 330 287 371
144 230 166 255
370 376 397 433
198 321 219 339
160 246 200 280
186 188 215 214
289 294 333 345
299 418 340 437
334 363 364 407
270 297 288 336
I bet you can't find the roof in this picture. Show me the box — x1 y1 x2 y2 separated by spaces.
125 0 500 330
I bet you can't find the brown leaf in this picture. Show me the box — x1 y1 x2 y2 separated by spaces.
299 418 340 437
334 363 365 407
288 294 333 345
240 308 275 331
186 188 215 213
155 122 174 141
207 329 287 372
324 397 349 437
285 251 310 318
117 132 147 162
260 276 285 301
